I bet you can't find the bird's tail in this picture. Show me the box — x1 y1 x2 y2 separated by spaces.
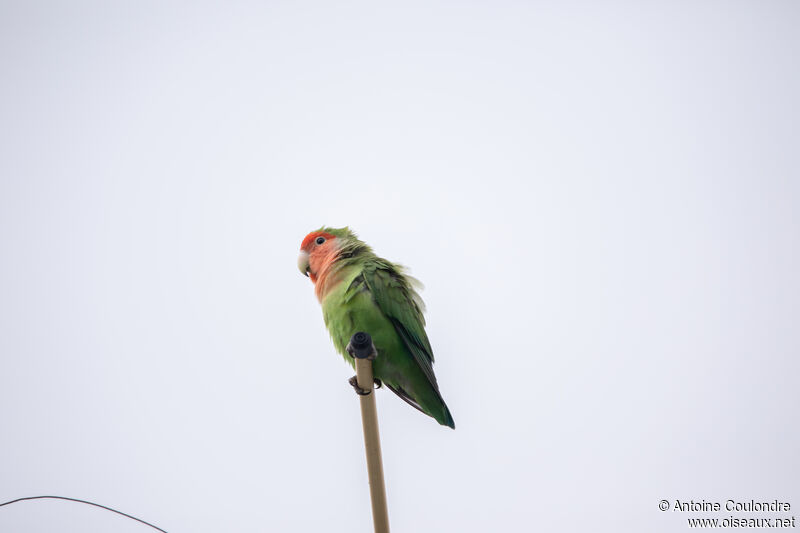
439 402 455 429
386 383 455 429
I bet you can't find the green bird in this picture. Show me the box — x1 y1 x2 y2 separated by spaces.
298 227 455 429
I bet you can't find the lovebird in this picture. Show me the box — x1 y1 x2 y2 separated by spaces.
298 227 455 429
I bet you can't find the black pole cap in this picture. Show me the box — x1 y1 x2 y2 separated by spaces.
347 331 377 360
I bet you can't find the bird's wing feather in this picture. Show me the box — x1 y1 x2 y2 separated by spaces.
362 260 440 391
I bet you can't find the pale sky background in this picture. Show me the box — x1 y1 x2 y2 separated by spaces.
1 2 798 532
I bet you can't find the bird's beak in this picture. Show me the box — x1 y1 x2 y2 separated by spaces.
297 250 310 277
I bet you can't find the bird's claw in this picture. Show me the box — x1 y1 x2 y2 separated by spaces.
373 378 382 389
348 375 372 396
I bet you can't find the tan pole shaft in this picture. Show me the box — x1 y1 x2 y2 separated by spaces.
354 357 390 533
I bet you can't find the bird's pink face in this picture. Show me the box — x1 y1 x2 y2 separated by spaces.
298 231 338 284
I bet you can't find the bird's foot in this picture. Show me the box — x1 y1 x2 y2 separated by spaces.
348 375 372 396
373 378 382 389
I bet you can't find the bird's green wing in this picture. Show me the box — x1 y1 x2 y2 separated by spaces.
361 260 440 390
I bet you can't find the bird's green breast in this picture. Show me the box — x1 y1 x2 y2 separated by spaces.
320 268 406 379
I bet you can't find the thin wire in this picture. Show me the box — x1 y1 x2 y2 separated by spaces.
0 495 168 533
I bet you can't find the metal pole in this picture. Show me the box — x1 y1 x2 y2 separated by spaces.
347 332 390 533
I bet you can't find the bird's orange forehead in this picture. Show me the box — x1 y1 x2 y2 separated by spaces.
300 231 336 250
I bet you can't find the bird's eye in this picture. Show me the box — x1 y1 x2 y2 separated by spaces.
315 236 326 245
